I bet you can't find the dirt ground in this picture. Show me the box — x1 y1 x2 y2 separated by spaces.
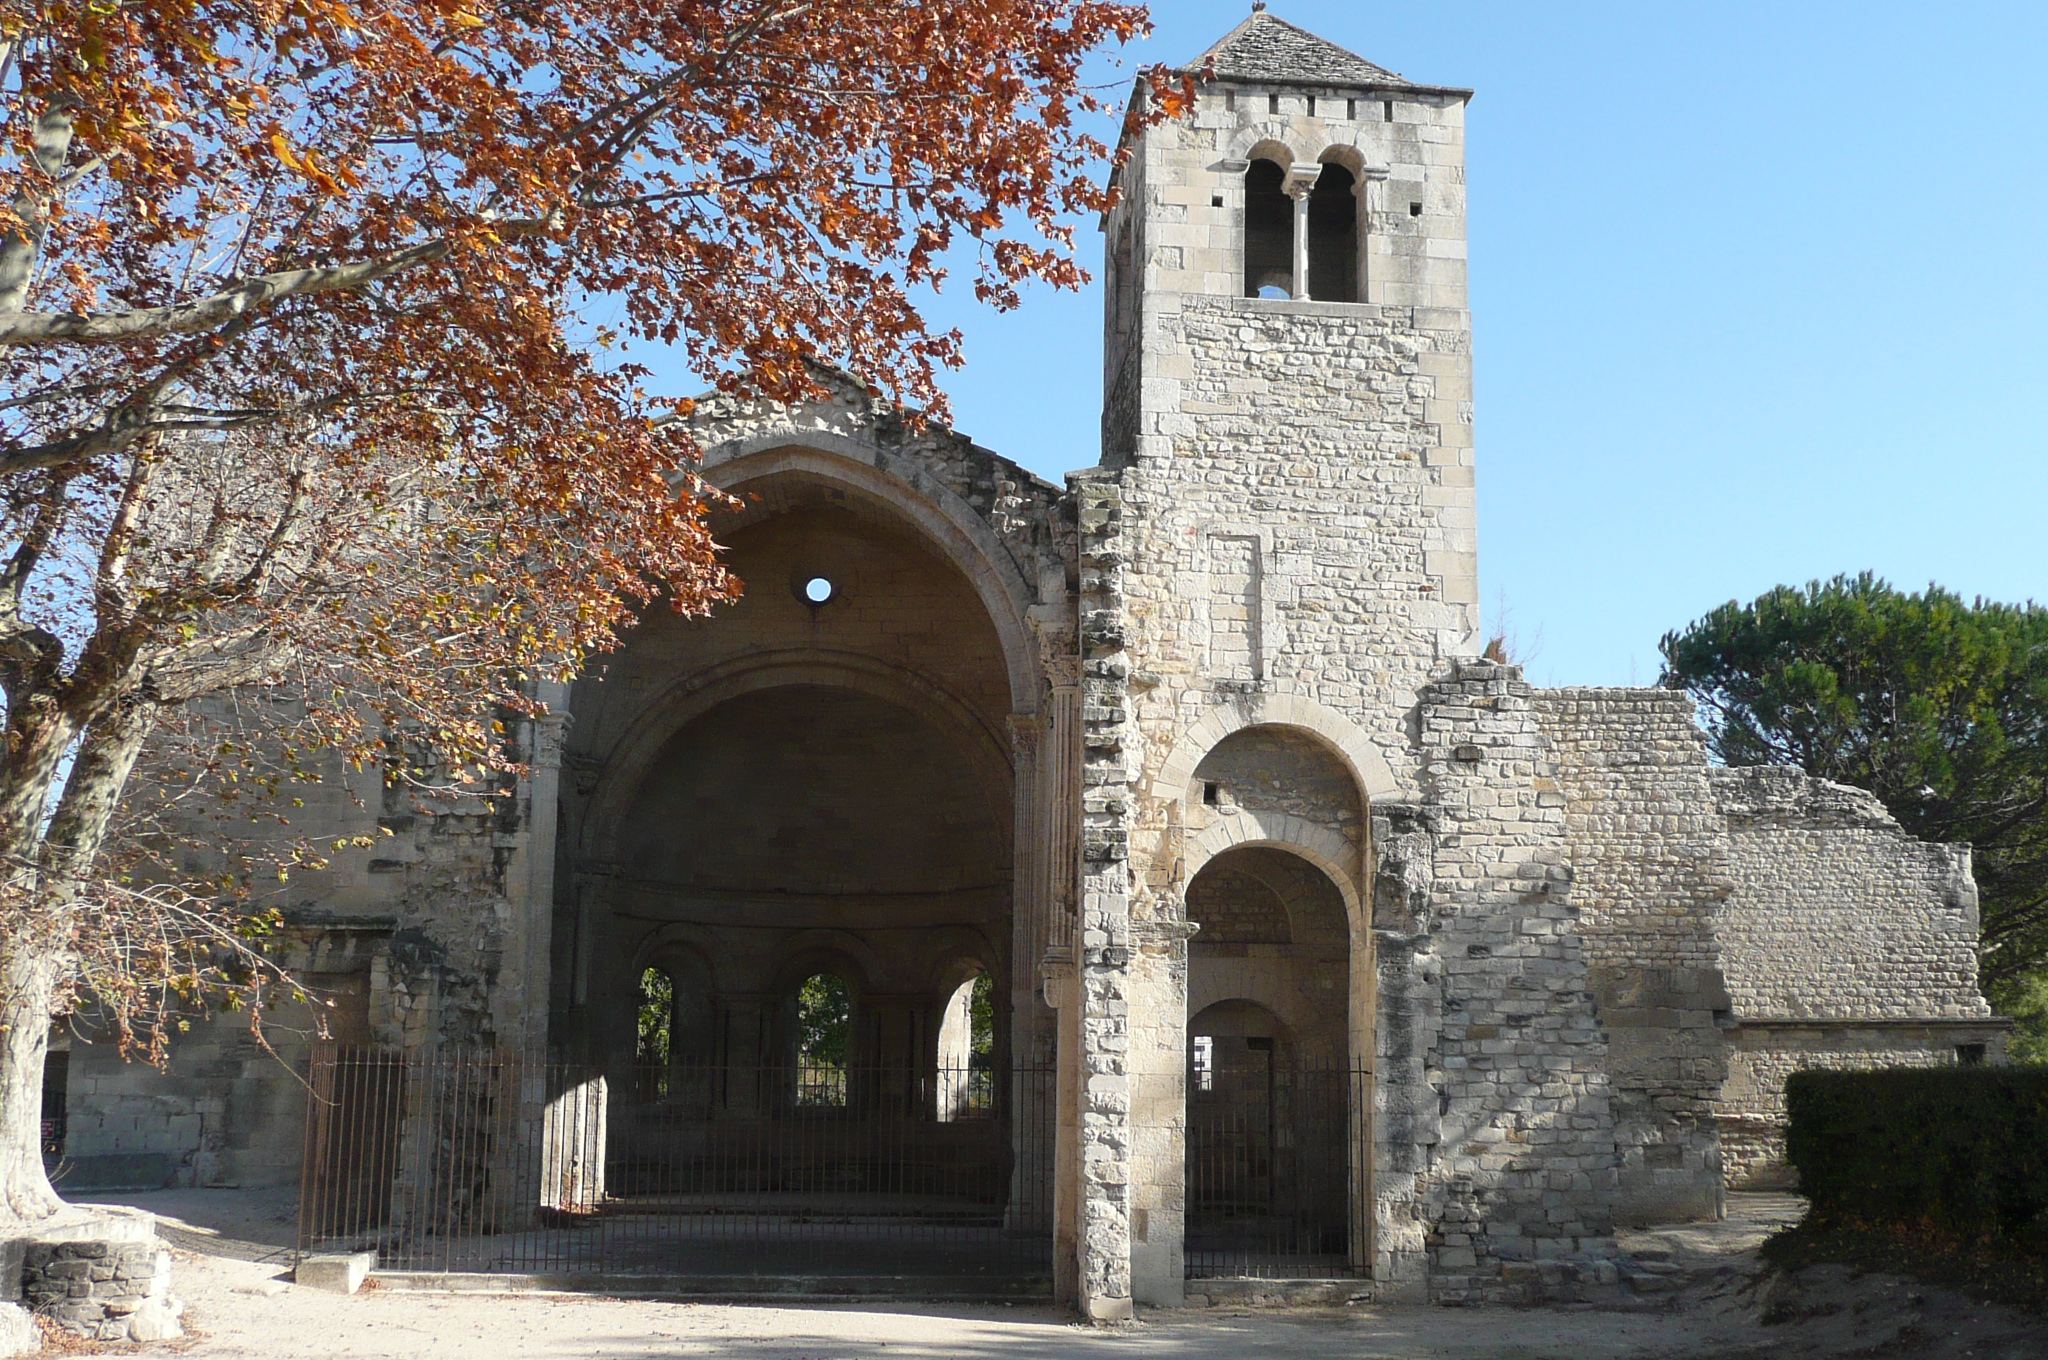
78 1191 2048 1360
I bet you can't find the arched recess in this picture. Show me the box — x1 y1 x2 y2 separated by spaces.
1184 815 1360 920
579 649 1014 868
1183 837 1353 1062
697 435 1042 717
1182 841 1365 1276
1243 158 1293 299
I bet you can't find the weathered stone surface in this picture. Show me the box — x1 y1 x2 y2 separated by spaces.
297 1251 377 1295
1710 765 2005 1186
11 1213 181 1344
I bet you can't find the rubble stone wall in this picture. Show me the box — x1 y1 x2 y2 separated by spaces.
1419 663 1619 1304
1534 689 1731 1226
1710 765 2001 1187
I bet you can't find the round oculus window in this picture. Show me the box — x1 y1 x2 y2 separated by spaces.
802 576 835 605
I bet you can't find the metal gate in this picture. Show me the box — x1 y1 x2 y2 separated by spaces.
297 1048 1054 1286
1185 1059 1366 1278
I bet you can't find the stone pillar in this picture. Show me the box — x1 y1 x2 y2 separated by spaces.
1072 472 1135 1321
1009 711 1047 1067
1283 162 1321 301
1355 167 1390 305
501 680 568 1057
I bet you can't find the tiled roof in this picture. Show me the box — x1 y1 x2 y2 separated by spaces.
1189 10 1411 88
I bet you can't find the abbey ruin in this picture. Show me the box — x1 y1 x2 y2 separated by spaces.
52 12 2006 1317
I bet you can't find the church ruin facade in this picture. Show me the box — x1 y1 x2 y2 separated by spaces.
58 13 2005 1315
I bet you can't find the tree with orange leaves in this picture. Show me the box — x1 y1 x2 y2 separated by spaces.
0 0 1181 1221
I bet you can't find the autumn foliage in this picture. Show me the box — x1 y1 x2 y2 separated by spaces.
0 0 1180 1218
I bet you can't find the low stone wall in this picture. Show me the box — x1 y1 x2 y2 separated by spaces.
21 1239 179 1341
2 1208 182 1344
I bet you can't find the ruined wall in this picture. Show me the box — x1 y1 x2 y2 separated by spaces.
1534 690 1731 1226
1420 663 1619 1304
64 727 518 1191
1709 765 2004 1186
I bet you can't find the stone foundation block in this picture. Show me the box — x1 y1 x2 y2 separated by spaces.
298 1251 378 1294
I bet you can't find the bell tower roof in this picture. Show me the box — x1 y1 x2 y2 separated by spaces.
1185 10 1469 97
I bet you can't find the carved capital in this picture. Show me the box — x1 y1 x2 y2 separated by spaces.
1282 162 1323 197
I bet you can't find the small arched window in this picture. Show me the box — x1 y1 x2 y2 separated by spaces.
1307 163 1360 304
795 971 852 1107
636 965 674 1099
1243 159 1293 299
935 971 995 1120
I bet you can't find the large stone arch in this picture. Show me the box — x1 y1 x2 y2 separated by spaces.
1183 813 1362 925
699 433 1042 716
1151 688 1399 806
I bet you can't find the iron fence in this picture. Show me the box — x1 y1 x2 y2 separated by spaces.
297 1048 1053 1282
1185 1062 1369 1279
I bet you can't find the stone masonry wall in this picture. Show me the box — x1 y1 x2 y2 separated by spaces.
1711 767 1989 1021
1535 690 1731 1226
1072 471 1139 1319
1710 765 2001 1187
20 1237 179 1342
1420 663 1620 1304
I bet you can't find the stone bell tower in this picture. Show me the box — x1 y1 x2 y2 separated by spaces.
1065 9 1486 1314
1098 7 1482 704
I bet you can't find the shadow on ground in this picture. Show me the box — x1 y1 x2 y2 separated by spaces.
82 1189 2048 1360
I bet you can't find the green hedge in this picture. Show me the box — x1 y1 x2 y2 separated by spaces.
1785 1067 2048 1243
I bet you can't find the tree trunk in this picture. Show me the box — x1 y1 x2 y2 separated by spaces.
0 700 160 1225
0 942 61 1222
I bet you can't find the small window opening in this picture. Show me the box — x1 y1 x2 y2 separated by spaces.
1242 159 1293 299
636 965 674 1098
1347 99 1357 120
1410 201 1423 217
796 972 852 1106
1224 90 1235 113
1202 780 1221 806
1307 163 1360 303
1267 93 1279 114
1211 194 1223 208
1383 99 1395 122
1306 94 1316 116
1191 1034 1215 1092
802 575 835 605
1957 1043 1987 1066
936 971 996 1120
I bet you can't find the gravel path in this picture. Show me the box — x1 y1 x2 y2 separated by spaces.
70 1190 2048 1360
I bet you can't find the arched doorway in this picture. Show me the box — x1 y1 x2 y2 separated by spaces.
1183 846 1356 1276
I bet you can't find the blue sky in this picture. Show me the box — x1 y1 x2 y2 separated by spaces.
653 2 2048 686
